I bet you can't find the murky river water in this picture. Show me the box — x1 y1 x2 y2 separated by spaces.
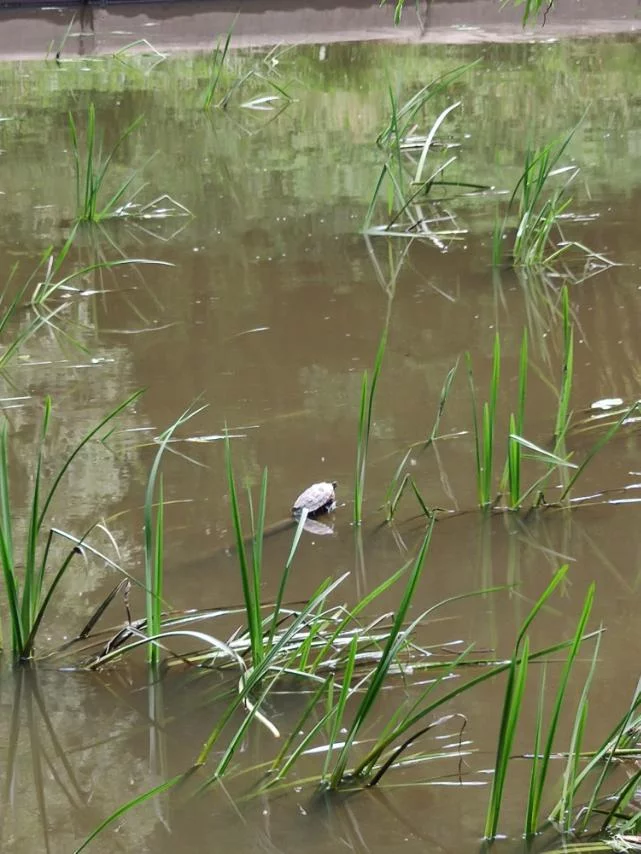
1 16 641 854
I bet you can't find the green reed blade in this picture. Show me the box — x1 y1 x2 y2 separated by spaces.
364 163 388 232
250 468 268 662
409 476 433 518
84 102 95 218
202 17 236 108
354 327 387 525
21 523 96 659
67 110 80 213
325 637 358 784
0 421 21 653
555 286 574 445
507 416 520 508
22 398 51 629
34 257 174 306
466 352 483 505
485 636 530 838
431 357 460 440
152 479 164 637
508 434 576 468
524 583 594 835
558 629 601 833
91 113 144 215
268 508 308 646
73 773 189 854
144 403 202 667
354 369 368 524
69 103 146 222
414 101 460 184
526 665 547 835
386 472 410 521
510 438 574 507
38 391 143 535
485 332 501 504
481 402 492 505
224 437 262 666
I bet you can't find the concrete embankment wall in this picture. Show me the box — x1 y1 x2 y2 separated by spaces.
0 0 640 60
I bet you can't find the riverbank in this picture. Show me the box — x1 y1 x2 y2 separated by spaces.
0 0 640 61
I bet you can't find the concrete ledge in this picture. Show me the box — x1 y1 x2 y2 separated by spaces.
0 0 639 60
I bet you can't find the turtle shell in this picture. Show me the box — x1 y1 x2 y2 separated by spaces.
291 481 337 518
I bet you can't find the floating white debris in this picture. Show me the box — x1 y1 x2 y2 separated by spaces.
591 398 624 410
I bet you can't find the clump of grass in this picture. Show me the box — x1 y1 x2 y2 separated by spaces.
492 123 613 274
69 103 145 224
483 586 641 847
484 565 596 838
364 64 487 244
202 22 292 112
68 104 190 225
498 128 577 267
466 287 639 511
0 392 141 661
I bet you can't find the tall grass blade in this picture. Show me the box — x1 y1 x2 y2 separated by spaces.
0 421 21 653
484 636 530 838
143 404 203 667
354 328 388 524
554 286 574 446
466 352 483 507
73 773 189 854
558 628 602 833
224 436 263 666
268 508 308 646
324 637 359 785
524 583 595 835
202 17 236 109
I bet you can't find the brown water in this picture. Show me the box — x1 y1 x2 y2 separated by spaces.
1 26 641 854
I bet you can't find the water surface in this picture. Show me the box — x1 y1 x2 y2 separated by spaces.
1 34 641 854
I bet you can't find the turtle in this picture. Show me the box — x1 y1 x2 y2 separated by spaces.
291 480 337 519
